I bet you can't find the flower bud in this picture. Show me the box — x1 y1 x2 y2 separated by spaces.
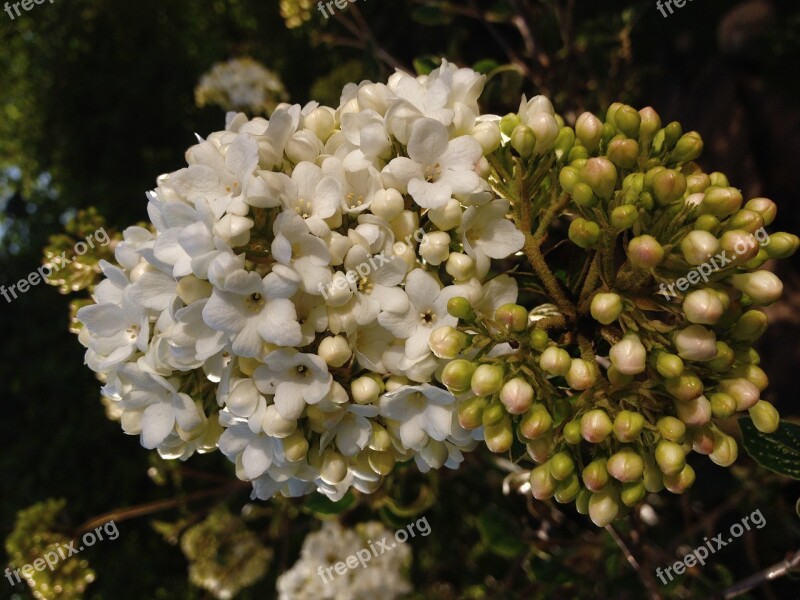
457 396 487 430
575 112 603 151
526 433 554 463
643 459 665 493
511 124 535 157
447 296 475 320
709 392 736 418
471 364 505 396
495 303 529 332
371 188 405 221
519 404 553 440
688 425 715 455
674 395 711 426
591 292 623 325
663 464 695 493
554 473 581 504
559 165 581 194
611 205 639 229
719 378 760 411
709 432 738 467
657 416 686 442
529 464 557 500
568 218 601 249
482 398 506 427
665 373 704 401
428 198 463 230
652 169 687 205
701 186 743 217
627 235 664 269
726 210 764 234
318 335 352 367
589 487 621 527
707 342 734 372
709 172 729 187
529 328 549 351
609 334 647 375
730 309 768 341
655 440 686 475
566 358 597 390
607 138 639 169
638 107 661 144
549 451 575 480
621 481 647 507
672 131 704 163
529 112 559 154
582 458 610 491
176 275 213 304
607 366 633 387
428 326 468 359
285 130 323 164
571 182 597 207
720 230 759 263
351 376 382 405
680 230 720 266
320 448 348 485
764 232 799 259
686 172 711 194
607 449 644 482
729 364 768 391
563 420 582 444
499 378 534 415
418 231 450 266
683 289 724 324
553 126 575 160
614 105 641 138
743 197 777 226
485 417 514 453
729 271 783 305
445 252 475 281
673 325 717 361
653 352 684 379
499 112 520 137
539 346 572 376
581 157 617 199
749 400 779 433
368 450 396 475
304 106 336 142
441 359 476 392
581 409 613 443
613 410 645 442
472 120 501 154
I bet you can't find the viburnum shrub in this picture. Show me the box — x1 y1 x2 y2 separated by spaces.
66 60 797 526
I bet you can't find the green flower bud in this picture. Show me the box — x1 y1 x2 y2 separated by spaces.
764 232 800 259
569 218 601 249
736 347 761 365
485 417 514 453
749 400 779 433
526 432 554 463
613 410 645 442
575 111 603 151
674 394 712 427
607 366 634 386
686 172 711 194
575 488 592 514
530 328 550 351
702 186 743 217
581 157 618 199
471 364 505 397
428 326 468 359
607 448 644 482
499 378 534 415
590 292 623 325
643 458 665 492
708 172 729 187
520 404 554 440
511 124 536 157
589 487 621 527
568 144 589 161
709 392 737 419
609 333 647 375
549 451 576 480
707 341 735 372
571 182 597 207
611 205 639 230
559 165 581 194
368 450 396 475
680 230 721 266
709 432 738 467
580 409 613 443
582 458 610 491
495 303 529 332
663 121 683 150
672 131 704 163
554 126 575 160
657 416 686 442
731 309 768 341
441 359 476 392
655 440 686 475
608 138 639 169
719 378 760 411
743 197 777 226
321 448 348 485
693 213 721 232
725 210 764 234
554 473 581 503
369 423 392 451
614 105 642 139
563 420 582 444
283 429 310 462
674 325 717 361
653 352 684 378
663 464 696 493
638 107 661 146
621 480 647 507
447 296 475 320
665 373 704 401
720 230 760 263
729 364 768 391
482 398 507 427
652 169 687 206
539 346 572 376
458 396 488 430
627 235 665 269
729 271 783 305
499 112 520 137
529 464 558 499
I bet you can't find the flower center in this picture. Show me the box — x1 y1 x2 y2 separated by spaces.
294 199 313 219
358 276 373 294
346 192 365 208
425 162 442 183
420 310 435 325
247 292 265 312
126 325 139 341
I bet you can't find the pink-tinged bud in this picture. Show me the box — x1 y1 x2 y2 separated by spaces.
729 271 783 305
765 232 800 260
569 217 601 249
663 464 696 494
701 186 743 217
613 410 645 442
539 346 572 376
680 230 721 266
720 230 759 263
672 131 704 163
709 392 737 419
743 197 777 226
652 169 687 206
520 404 553 440
429 326 468 359
581 157 618 199
683 289 725 324
627 235 664 269
657 416 686 442
609 334 647 375
720 378 760 411
709 432 738 467
495 303 529 332
665 373 704 401
575 112 603 151
653 352 684 378
688 425 715 455
655 440 686 475
749 400 780 433
731 310 768 341
607 449 644 482
526 433 554 463
458 396 487 430
529 464 557 499
441 359 476 392
591 292 623 325
589 487 621 527
621 481 647 507
554 474 581 503
674 395 712 426
607 138 639 169
566 358 597 390
580 409 613 443
673 325 717 361
562 420 582 445
582 458 610 491
549 451 576 480
499 378 534 415
485 417 514 453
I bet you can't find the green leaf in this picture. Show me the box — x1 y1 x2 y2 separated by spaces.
473 59 499 75
739 418 800 480
412 55 440 76
477 507 526 558
302 490 356 516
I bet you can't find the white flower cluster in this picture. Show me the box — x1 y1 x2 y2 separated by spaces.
276 521 411 600
78 60 529 501
195 57 289 114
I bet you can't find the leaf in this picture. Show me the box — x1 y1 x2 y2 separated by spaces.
473 59 499 75
302 491 356 516
477 507 526 558
739 418 800 480
412 56 439 76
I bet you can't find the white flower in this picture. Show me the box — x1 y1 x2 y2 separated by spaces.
271 211 332 294
253 349 333 419
379 383 457 450
458 199 525 277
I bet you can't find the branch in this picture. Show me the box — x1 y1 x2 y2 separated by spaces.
605 524 664 600
717 549 800 599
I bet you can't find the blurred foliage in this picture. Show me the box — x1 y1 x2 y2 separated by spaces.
2 0 800 598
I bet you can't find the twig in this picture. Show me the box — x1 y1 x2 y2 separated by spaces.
605 523 663 600
717 549 800 599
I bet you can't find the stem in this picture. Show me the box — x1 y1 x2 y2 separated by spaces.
578 252 602 311
605 524 664 600
717 549 800 599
